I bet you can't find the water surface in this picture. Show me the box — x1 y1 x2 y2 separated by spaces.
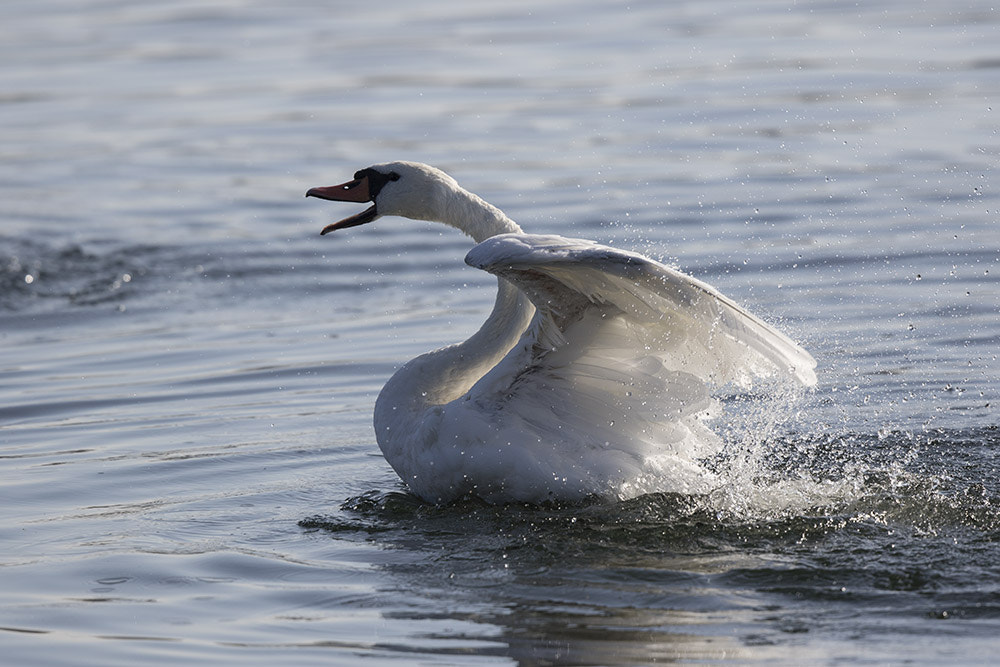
2 0 999 664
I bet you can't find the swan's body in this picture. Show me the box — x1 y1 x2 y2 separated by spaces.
308 162 816 504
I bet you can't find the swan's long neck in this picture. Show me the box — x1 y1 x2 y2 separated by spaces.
376 278 532 412
439 184 521 244
373 184 534 448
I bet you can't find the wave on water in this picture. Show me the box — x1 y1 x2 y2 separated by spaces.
0 238 152 311
0 234 326 319
301 426 1000 636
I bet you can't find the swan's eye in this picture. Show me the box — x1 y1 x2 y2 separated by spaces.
357 168 401 199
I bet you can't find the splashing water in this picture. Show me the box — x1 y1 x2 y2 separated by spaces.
305 386 1000 542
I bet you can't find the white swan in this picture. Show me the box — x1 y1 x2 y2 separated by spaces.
307 161 816 504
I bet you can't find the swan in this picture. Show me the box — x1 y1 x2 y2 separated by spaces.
307 161 816 504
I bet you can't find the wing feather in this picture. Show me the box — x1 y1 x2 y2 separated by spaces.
466 233 817 387
431 233 818 500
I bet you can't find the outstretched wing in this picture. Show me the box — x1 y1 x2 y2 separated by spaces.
466 233 816 388
447 233 816 498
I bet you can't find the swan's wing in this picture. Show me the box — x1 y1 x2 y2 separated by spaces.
466 233 817 388
445 232 815 500
407 234 815 500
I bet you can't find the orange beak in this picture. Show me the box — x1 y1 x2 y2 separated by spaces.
306 175 378 234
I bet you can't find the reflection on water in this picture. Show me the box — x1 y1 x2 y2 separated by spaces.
2 0 999 663
301 427 1000 663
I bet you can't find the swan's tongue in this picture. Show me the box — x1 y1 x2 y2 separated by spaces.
306 176 379 234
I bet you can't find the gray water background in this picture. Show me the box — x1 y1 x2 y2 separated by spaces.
2 1 999 664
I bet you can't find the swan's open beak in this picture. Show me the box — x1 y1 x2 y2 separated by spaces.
306 175 379 235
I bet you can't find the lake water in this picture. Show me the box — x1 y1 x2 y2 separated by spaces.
2 0 999 664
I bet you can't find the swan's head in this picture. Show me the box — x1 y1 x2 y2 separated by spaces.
306 161 460 235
